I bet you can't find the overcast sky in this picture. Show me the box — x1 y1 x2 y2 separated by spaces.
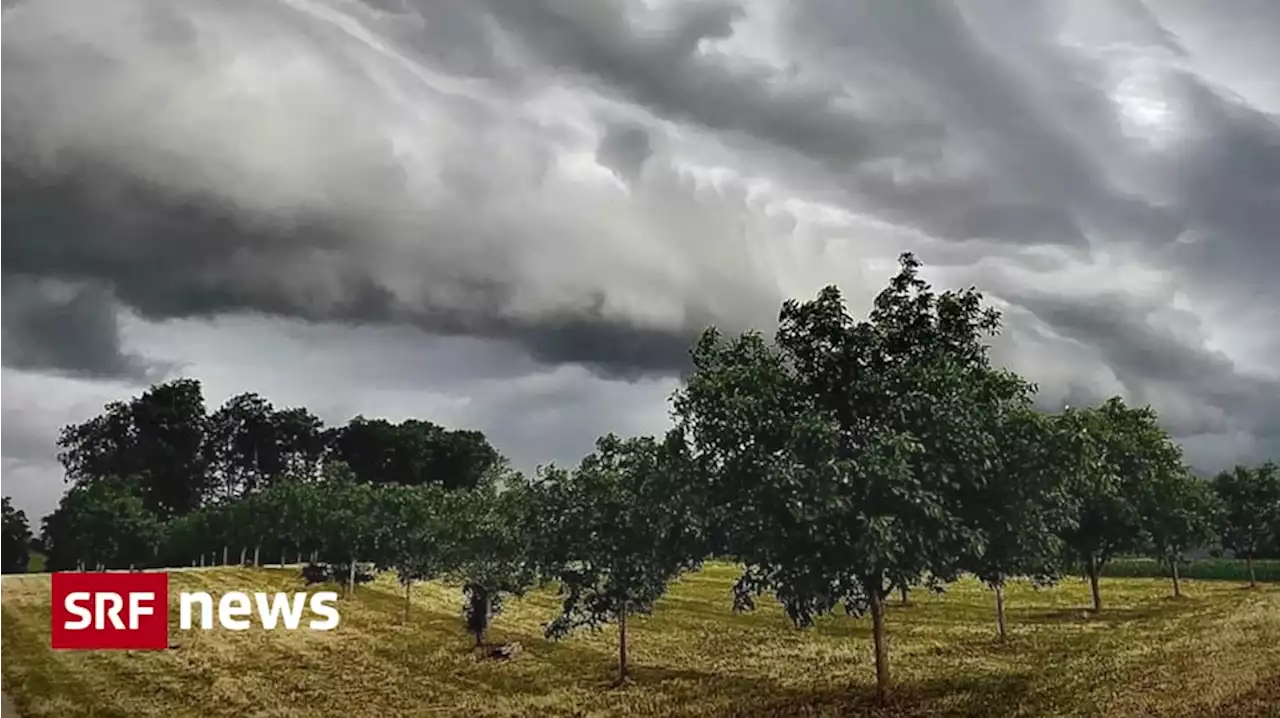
3 0 1279 521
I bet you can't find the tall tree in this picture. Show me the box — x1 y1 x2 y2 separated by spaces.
673 253 1022 699
57 378 209 518
541 432 703 685
1060 398 1180 611
330 416 500 490
204 392 278 501
273 406 328 481
961 408 1085 639
1214 462 1280 588
1140 468 1218 598
2 497 33 574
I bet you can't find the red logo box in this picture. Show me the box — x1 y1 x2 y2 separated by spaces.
51 572 170 650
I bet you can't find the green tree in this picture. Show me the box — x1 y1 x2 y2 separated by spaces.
42 477 167 570
541 432 703 684
329 417 501 490
1140 468 1218 597
1214 461 1280 588
961 408 1085 639
204 392 279 501
1060 398 1179 611
2 497 33 574
673 253 1020 698
58 378 210 518
368 483 457 622
450 478 539 647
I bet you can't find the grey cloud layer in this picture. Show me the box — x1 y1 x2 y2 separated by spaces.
2 0 1278 479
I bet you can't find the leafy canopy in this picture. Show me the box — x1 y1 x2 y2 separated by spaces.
673 252 1025 624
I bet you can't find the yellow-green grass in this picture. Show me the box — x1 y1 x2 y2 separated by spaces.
3 564 1278 718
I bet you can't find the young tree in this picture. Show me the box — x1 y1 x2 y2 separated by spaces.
540 432 703 684
1060 398 1181 611
1141 468 1218 597
450 481 539 647
673 253 1024 699
2 497 33 574
960 408 1085 639
1214 462 1280 588
369 483 456 623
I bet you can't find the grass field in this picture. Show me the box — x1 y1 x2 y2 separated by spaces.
3 564 1279 718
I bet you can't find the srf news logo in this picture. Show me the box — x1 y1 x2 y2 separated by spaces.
51 572 340 650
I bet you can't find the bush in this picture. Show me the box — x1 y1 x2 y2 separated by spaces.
1100 557 1280 582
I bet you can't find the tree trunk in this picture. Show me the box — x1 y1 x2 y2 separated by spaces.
899 585 909 605
253 546 260 567
1088 556 1102 612
617 602 630 685
348 559 356 596
1247 554 1257 588
222 546 228 566
869 586 890 700
1171 558 1182 598
403 580 412 624
200 554 206 568
994 579 1007 640
239 547 247 566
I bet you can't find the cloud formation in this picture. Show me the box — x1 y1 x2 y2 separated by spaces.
2 0 1278 516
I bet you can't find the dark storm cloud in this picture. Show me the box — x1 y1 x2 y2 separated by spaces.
480 0 939 169
0 275 166 382
1 0 1278 480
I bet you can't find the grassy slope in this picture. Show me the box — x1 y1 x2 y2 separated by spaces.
2 563 1278 718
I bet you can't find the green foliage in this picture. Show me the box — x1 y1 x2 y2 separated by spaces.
1138 469 1218 567
57 378 209 519
673 252 1023 693
1059 399 1181 588
451 478 540 646
539 432 703 676
1214 462 1280 563
330 416 501 490
2 497 33 574
960 408 1084 589
41 477 167 570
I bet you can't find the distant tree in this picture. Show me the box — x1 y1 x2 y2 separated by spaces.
673 253 1021 698
204 392 278 501
1140 468 1219 598
316 474 380 595
329 417 500 490
2 497 33 574
1060 398 1181 611
1214 461 1280 588
960 408 1085 639
541 432 703 684
42 477 166 570
58 378 209 518
272 406 328 480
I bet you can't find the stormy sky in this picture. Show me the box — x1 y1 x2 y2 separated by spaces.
3 0 1278 519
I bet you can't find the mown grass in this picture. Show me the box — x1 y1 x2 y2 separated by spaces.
1103 557 1280 582
3 563 1278 718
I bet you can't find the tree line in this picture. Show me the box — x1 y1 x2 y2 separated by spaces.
4 253 1279 699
